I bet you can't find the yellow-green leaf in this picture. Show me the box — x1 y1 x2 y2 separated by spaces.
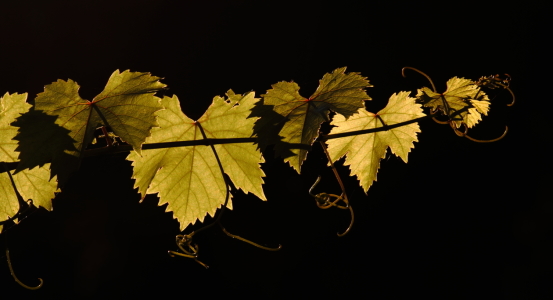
0 92 27 230
1 93 58 230
416 77 490 128
263 67 371 172
128 91 266 230
35 70 165 155
0 92 31 162
0 172 18 231
327 91 425 192
12 164 59 210
92 70 167 153
0 165 59 232
13 70 165 184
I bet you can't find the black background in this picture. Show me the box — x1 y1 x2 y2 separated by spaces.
0 0 546 299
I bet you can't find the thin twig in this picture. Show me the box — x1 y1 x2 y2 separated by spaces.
318 141 354 237
4 232 43 290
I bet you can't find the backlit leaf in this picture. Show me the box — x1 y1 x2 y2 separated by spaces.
263 67 372 172
327 91 425 192
0 93 58 230
416 77 490 128
12 164 59 210
14 70 165 184
0 92 31 162
0 172 18 231
0 165 59 232
128 91 265 230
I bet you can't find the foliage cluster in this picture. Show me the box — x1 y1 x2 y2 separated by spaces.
0 67 513 288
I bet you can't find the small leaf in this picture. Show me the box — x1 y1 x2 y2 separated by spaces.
263 67 372 172
416 77 490 128
0 165 58 232
12 164 59 210
327 91 425 192
128 91 266 230
310 66 373 116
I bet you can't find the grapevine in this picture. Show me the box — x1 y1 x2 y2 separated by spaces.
0 67 514 288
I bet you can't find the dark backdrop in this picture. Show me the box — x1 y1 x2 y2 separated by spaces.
0 1 545 299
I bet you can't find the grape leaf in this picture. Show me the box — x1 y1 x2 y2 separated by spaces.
128 91 266 230
35 70 166 154
263 67 372 173
416 77 490 128
0 172 18 231
0 93 58 230
0 92 26 229
326 91 425 192
0 92 31 162
12 164 59 210
1 165 59 232
13 70 165 184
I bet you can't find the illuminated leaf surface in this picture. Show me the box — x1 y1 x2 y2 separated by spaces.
1 69 501 234
128 91 265 230
0 92 30 162
12 164 59 210
0 172 18 231
1 165 59 231
13 70 165 184
92 70 166 153
0 93 28 227
0 93 58 230
327 91 425 192
416 77 489 128
34 70 165 154
263 67 372 172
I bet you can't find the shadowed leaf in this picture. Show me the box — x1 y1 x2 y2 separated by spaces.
0 94 58 230
263 67 372 172
13 70 165 184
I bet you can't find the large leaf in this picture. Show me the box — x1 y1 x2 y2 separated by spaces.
128 91 266 230
13 70 165 184
263 67 372 172
35 70 166 154
326 91 425 192
416 77 490 128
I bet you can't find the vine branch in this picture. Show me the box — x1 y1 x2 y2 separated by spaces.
82 115 431 156
0 114 438 174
